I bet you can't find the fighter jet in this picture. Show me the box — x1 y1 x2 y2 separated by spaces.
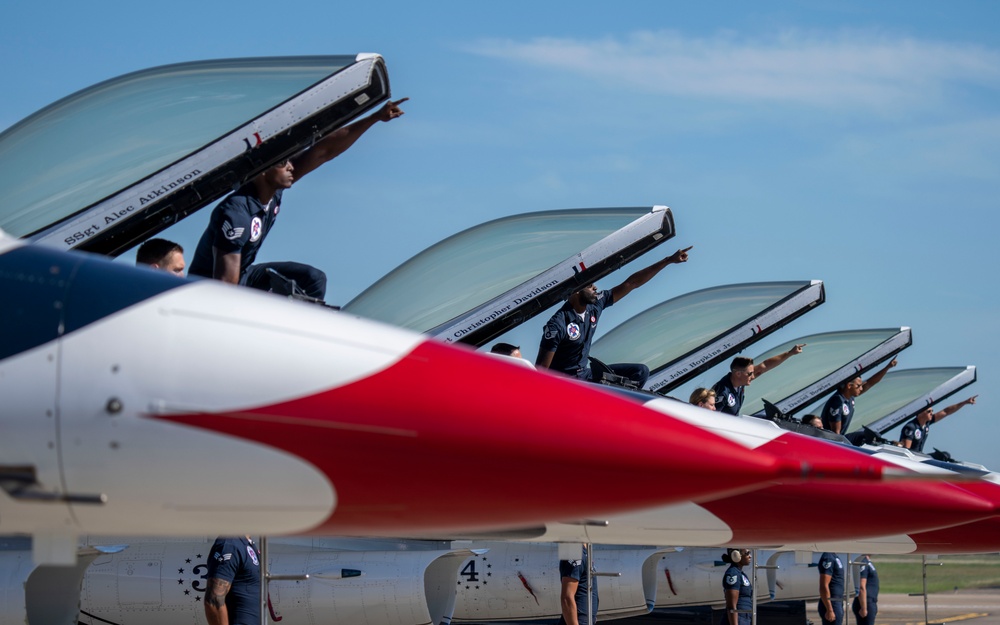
1 231 836 563
0 536 827 625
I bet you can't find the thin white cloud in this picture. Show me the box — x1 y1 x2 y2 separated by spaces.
465 30 1000 111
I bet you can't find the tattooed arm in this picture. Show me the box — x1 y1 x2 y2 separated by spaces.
204 577 231 625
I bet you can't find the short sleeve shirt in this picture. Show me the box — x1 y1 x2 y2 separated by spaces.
900 418 931 452
822 392 855 433
818 552 844 599
205 536 261 625
560 550 598 621
722 564 753 611
539 291 614 378
858 558 879 600
713 374 744 415
189 186 282 278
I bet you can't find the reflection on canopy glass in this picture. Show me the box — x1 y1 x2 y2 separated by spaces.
853 367 975 433
0 56 354 237
592 282 813 369
741 328 907 417
343 208 649 332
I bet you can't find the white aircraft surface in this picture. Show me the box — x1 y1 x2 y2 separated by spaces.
0 536 838 625
2 52 994 625
2 231 840 568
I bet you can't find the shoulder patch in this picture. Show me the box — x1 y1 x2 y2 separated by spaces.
222 220 244 241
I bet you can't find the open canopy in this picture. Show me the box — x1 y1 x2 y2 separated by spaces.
1 55 389 255
342 206 675 346
590 281 825 393
741 327 912 418
854 366 977 435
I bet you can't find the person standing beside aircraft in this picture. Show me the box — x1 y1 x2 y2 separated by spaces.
189 98 408 300
721 548 753 625
558 546 598 625
817 551 845 625
135 238 186 276
852 555 879 625
712 345 805 415
204 536 261 625
536 247 693 388
821 359 897 434
690 387 717 411
899 395 978 452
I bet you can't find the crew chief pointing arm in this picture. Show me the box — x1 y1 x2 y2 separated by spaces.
754 343 806 377
535 246 692 370
860 358 897 394
212 98 409 285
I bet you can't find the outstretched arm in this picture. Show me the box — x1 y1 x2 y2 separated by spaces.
610 246 692 303
860 358 897 394
933 395 978 423
292 97 408 180
754 344 806 377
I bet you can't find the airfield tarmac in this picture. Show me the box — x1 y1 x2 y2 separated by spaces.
856 591 1000 625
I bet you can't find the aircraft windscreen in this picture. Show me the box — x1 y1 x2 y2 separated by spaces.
0 56 355 239
741 328 911 417
342 208 652 333
591 281 822 392
853 367 976 435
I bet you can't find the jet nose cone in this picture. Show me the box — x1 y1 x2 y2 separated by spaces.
704 435 996 544
308 341 799 535
167 335 800 536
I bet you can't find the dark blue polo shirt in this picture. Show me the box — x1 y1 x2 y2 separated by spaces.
900 418 932 452
818 552 844 599
722 564 753 611
822 392 855 433
189 186 282 279
205 536 261 625
859 557 879 600
539 291 614 378
560 548 598 624
713 374 744 415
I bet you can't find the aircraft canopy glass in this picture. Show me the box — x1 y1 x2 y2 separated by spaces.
853 367 976 434
0 56 355 238
741 328 909 417
592 281 816 376
342 208 651 333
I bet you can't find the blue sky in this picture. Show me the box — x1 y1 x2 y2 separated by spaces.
5 1 999 465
